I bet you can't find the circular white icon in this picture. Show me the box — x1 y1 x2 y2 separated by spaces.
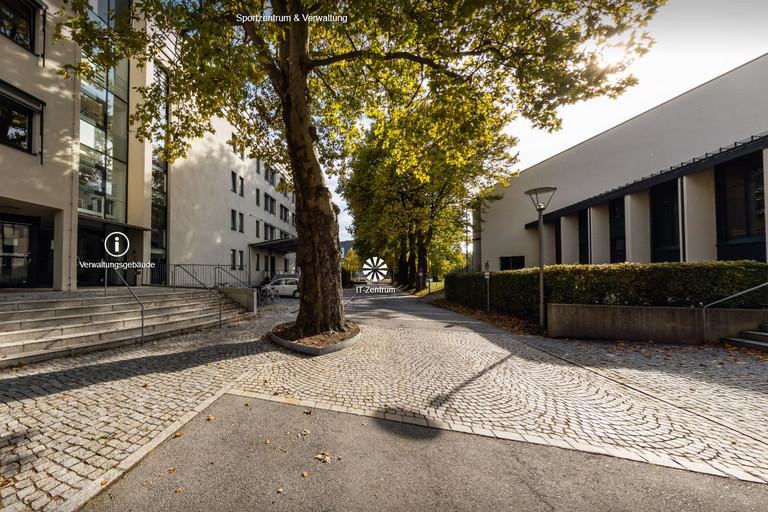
104 231 130 258
362 256 388 281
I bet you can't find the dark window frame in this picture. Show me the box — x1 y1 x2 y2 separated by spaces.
499 256 525 270
578 210 589 264
649 180 680 263
230 209 236 231
238 212 244 233
0 0 37 54
609 197 626 263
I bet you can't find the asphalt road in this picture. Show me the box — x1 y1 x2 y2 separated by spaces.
84 395 768 512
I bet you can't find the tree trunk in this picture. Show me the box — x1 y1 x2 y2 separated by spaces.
407 232 417 288
281 9 344 336
397 235 408 285
416 229 428 291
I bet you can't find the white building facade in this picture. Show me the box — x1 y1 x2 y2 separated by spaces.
0 0 295 290
476 54 768 271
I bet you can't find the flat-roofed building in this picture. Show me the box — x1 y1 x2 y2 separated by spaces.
475 53 768 271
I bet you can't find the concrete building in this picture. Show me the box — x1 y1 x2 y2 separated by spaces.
475 53 768 271
0 0 295 290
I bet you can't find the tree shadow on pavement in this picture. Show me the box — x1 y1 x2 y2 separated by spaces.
370 407 442 440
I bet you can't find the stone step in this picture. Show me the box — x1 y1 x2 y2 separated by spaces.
0 295 220 328
0 305 246 357
0 301 241 343
740 330 768 343
0 311 254 369
722 337 768 353
0 288 216 312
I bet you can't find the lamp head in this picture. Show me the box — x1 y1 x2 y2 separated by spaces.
524 186 557 211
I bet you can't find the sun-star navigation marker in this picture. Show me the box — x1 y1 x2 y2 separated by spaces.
362 256 388 282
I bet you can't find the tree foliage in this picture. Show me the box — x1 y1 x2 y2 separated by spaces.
56 0 665 331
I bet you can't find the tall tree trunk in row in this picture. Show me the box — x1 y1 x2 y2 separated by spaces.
416 229 428 291
407 231 417 288
281 9 344 336
397 235 408 285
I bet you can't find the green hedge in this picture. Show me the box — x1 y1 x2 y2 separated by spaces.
445 261 768 320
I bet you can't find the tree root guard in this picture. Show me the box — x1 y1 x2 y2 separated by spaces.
270 321 361 355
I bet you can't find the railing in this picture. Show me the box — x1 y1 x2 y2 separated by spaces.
215 267 250 288
156 263 251 288
701 281 768 341
104 267 145 343
172 265 222 327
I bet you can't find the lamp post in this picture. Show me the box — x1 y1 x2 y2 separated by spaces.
524 186 557 328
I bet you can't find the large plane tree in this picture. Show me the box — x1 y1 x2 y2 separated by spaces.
58 0 663 336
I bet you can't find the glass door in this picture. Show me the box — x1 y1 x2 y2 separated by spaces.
0 222 32 287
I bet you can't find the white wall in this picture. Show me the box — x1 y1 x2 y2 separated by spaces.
482 53 768 270
169 118 296 271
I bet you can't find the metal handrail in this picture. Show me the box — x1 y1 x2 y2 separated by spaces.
215 266 250 288
701 281 768 342
107 268 145 343
172 264 222 327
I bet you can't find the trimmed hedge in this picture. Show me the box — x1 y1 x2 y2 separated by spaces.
445 261 768 320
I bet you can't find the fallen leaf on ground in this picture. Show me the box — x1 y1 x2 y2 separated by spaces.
314 452 333 463
265 439 271 444
303 409 312 415
244 402 250 407
302 471 309 478
168 467 176 473
277 488 284 494
301 429 310 436
207 415 215 422
173 431 183 438
175 487 183 493
100 479 108 486
142 383 148 388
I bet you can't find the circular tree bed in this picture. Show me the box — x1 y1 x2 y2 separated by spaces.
270 321 361 355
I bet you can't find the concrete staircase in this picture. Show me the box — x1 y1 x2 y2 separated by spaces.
0 287 252 368
722 324 768 352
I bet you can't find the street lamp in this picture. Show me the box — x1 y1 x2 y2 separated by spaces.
525 186 557 328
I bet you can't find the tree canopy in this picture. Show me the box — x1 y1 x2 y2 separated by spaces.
57 0 665 333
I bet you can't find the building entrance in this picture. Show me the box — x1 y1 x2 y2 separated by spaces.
0 221 32 287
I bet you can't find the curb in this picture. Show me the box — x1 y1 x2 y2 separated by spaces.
269 329 361 355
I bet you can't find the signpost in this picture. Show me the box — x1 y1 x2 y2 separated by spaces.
484 260 490 311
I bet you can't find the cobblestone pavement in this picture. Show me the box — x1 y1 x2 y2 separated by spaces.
0 303 299 511
231 292 768 486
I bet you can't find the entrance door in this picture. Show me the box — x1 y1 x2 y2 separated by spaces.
0 222 32 287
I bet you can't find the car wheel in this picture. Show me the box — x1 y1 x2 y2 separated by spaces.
292 290 300 298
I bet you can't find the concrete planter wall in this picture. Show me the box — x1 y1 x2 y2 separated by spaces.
547 303 768 343
220 288 258 312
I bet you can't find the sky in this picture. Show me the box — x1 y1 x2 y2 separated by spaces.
334 0 768 241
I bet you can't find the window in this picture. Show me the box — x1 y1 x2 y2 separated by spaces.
264 193 275 214
284 259 288 272
291 212 295 227
256 187 260 206
715 151 766 261
609 198 626 263
264 223 275 241
0 92 32 152
255 220 260 238
256 159 261 175
231 171 237 192
650 180 680 263
578 210 589 264
0 0 35 52
78 51 129 222
265 166 276 185
254 253 260 270
238 250 244 270
280 230 288 239
230 249 236 270
238 212 244 233
499 256 524 270
280 205 289 222
230 209 237 230
239 176 244 197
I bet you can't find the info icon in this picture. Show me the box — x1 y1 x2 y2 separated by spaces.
104 232 130 258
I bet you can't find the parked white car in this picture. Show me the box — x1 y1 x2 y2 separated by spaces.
269 277 300 298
